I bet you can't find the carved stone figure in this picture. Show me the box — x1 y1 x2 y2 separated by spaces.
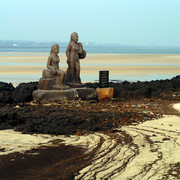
66 32 86 87
38 44 69 90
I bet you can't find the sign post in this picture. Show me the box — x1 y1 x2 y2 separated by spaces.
99 70 109 88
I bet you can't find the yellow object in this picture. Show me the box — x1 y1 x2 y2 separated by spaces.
96 87 114 101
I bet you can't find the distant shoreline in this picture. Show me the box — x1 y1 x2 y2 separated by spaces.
1 52 180 55
1 43 180 55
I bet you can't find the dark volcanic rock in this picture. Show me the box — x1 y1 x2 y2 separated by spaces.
12 82 38 102
0 82 14 91
88 76 180 100
2 75 180 103
171 75 180 87
0 102 158 135
0 82 15 103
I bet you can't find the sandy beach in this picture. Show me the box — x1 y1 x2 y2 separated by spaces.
1 53 180 84
0 101 180 179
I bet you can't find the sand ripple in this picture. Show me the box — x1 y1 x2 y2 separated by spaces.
61 113 180 179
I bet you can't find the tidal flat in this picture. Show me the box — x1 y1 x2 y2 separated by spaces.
1 53 180 85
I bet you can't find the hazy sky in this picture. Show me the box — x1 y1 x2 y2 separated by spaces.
1 0 180 46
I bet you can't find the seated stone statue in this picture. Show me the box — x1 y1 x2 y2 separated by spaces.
38 44 69 90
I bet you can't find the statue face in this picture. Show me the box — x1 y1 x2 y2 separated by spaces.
51 44 59 54
54 46 59 54
72 33 78 43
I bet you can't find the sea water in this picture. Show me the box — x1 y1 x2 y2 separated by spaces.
1 45 180 54
0 74 178 86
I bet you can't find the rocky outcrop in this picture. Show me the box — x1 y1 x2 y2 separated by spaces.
0 81 38 103
12 82 38 102
86 75 180 100
1 75 180 103
0 82 15 103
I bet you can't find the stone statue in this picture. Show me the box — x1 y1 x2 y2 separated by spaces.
38 44 69 90
66 32 86 87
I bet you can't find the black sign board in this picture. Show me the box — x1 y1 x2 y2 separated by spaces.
99 70 109 88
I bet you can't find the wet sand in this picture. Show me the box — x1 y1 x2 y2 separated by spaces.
1 53 180 76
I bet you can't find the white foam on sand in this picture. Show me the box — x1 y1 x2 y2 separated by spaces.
172 103 180 112
0 130 64 155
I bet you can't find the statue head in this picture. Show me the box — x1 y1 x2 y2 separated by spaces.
71 32 78 43
51 44 59 54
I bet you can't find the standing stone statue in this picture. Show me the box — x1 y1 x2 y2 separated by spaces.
66 32 86 87
38 44 69 90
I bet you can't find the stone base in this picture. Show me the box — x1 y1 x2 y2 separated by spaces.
66 82 86 88
33 89 78 102
96 87 114 101
76 88 97 100
33 88 98 102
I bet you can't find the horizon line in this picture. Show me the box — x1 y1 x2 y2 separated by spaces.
0 40 180 48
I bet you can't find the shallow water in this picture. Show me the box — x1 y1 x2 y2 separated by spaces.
0 52 49 57
0 74 177 85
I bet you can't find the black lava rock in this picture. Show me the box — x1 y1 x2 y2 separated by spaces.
0 82 15 103
12 82 38 102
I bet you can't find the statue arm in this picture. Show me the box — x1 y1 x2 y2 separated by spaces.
47 56 55 72
78 43 83 54
66 43 71 63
